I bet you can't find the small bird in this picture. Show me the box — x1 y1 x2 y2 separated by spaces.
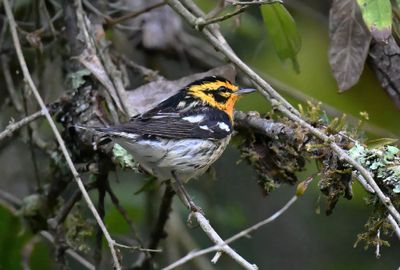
80 76 254 208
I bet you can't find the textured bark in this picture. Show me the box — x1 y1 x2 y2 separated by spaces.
369 36 400 109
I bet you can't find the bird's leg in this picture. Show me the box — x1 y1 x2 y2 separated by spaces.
171 171 203 214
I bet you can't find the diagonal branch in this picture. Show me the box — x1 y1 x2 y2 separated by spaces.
2 0 122 269
162 195 297 270
166 0 400 230
175 185 258 270
0 111 44 142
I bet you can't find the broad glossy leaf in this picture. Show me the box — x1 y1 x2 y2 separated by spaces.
356 0 392 42
261 3 301 72
329 0 371 92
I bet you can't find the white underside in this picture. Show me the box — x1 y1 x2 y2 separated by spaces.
114 135 231 182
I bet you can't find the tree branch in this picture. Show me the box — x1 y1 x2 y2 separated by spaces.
166 0 400 230
0 110 44 142
162 195 297 270
106 1 166 27
196 5 248 28
175 185 258 270
227 0 283 5
2 0 122 268
140 182 175 268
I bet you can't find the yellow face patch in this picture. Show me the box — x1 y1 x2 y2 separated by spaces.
188 81 239 93
187 80 240 121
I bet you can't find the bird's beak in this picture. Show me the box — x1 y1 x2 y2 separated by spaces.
236 88 256 95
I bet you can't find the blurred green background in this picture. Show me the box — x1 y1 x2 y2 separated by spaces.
0 0 399 269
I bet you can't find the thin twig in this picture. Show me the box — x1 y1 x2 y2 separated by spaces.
22 236 40 270
2 0 122 268
39 0 57 37
1 55 23 111
119 54 162 81
0 111 44 142
353 172 374 193
113 242 162 253
375 229 381 258
192 212 258 270
149 183 175 250
227 0 283 5
107 1 166 26
40 231 95 270
141 182 175 268
94 172 107 268
175 184 258 270
47 189 82 229
175 0 299 115
196 5 248 28
163 195 297 270
166 0 400 230
106 180 147 250
387 215 400 239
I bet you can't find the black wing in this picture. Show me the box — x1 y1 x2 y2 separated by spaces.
100 106 232 140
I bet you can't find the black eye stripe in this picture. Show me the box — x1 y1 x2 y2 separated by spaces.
211 92 229 103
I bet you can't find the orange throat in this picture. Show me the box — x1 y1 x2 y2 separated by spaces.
224 95 240 122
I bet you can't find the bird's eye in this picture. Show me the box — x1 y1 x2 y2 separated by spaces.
217 86 230 93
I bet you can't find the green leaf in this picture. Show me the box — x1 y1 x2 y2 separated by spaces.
261 3 302 72
365 138 399 148
356 0 392 42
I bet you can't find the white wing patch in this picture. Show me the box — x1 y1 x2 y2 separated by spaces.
177 101 186 109
182 115 204 123
199 125 211 131
217 122 230 132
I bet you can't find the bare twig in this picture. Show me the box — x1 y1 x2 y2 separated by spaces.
0 111 44 142
1 55 23 111
353 173 374 193
47 189 82 229
196 5 248 28
166 0 400 230
119 54 162 81
149 183 175 250
41 231 95 270
113 242 162 253
141 182 175 268
107 1 166 26
39 0 57 37
22 236 40 270
175 185 258 270
2 0 122 268
75 2 125 119
375 229 381 258
387 215 400 239
192 212 258 270
163 195 297 270
94 172 107 267
105 180 146 248
227 0 283 5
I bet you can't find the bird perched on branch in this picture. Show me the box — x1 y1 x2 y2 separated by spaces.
78 76 254 209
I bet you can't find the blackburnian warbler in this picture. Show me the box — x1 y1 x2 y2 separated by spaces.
79 76 254 203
